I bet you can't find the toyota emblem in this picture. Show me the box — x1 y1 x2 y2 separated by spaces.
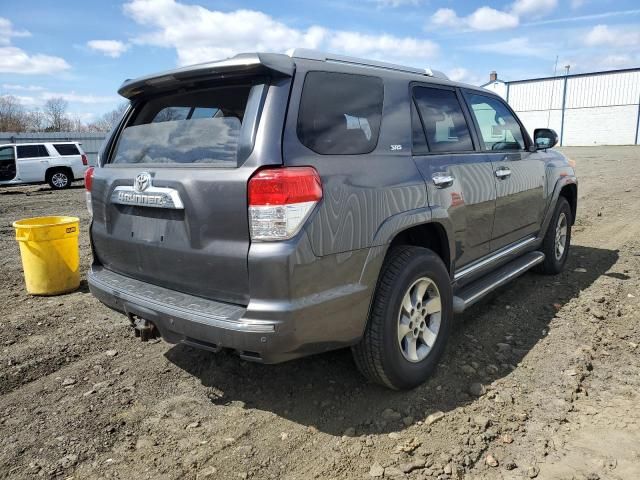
134 172 152 192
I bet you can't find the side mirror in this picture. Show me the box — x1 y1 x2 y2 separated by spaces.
534 128 558 150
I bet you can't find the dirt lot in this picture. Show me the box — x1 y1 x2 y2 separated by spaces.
1 146 639 480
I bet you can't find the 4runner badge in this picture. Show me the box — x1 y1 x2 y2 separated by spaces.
110 173 184 210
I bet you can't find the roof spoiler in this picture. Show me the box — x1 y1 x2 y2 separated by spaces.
118 53 295 99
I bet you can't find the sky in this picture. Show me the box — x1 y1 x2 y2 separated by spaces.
1 0 639 122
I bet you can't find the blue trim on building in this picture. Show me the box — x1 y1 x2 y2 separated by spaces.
504 66 640 86
636 94 640 145
559 76 569 147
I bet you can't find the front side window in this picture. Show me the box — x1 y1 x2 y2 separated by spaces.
297 72 384 155
17 145 48 158
466 93 525 151
110 85 253 166
0 146 16 181
413 87 473 153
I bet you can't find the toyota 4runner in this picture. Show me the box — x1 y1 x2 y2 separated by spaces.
87 50 577 389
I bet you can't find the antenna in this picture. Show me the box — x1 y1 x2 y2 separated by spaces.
547 55 559 128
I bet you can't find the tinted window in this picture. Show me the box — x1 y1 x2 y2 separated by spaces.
0 146 14 162
17 145 49 158
466 93 525 151
53 144 80 156
111 85 252 166
297 72 383 155
411 100 428 154
413 87 473 153
0 146 16 181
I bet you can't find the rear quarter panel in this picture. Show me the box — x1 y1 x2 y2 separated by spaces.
282 65 428 257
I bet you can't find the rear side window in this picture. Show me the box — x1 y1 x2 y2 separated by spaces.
17 145 49 158
110 85 252 166
413 87 473 153
53 144 80 156
297 72 383 155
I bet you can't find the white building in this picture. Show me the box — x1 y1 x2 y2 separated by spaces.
482 68 640 146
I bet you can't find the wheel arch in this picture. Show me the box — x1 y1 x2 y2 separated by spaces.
559 182 577 225
46 165 73 180
389 222 452 275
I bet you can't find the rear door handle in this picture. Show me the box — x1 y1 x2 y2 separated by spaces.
495 167 511 179
432 172 454 188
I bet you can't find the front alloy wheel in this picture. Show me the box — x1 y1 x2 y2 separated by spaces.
554 212 568 260
534 196 572 275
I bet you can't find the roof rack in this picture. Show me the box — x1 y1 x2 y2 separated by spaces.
288 48 448 79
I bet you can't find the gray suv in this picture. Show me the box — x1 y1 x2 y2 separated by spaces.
87 49 577 389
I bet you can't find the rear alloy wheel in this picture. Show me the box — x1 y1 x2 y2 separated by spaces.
352 246 452 390
48 170 71 190
397 277 442 363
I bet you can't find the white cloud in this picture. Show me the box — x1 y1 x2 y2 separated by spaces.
1 83 45 91
431 8 463 28
0 17 30 45
374 0 422 7
468 37 552 58
430 1 560 31
571 0 586 9
446 67 484 85
0 46 70 75
87 39 129 58
598 54 637 69
584 24 640 48
0 18 70 75
123 0 438 66
41 91 118 104
326 31 438 61
5 91 117 106
430 6 519 31
510 0 558 18
467 7 520 30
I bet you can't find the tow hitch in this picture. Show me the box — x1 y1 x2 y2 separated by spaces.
130 315 159 341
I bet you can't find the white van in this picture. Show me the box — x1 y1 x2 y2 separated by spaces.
0 142 89 189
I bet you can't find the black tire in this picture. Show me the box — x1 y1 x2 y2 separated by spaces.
534 196 572 274
47 168 72 190
352 246 453 390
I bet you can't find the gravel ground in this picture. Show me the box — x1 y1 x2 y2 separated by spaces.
1 146 639 480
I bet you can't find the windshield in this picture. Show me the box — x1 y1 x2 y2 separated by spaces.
111 85 252 167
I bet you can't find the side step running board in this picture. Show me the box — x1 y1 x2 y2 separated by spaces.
453 251 544 313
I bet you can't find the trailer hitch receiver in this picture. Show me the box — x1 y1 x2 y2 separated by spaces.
130 315 159 342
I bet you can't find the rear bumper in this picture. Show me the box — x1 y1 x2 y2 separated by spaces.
88 264 372 363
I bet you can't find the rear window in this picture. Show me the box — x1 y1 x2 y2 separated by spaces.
110 85 252 166
297 72 383 155
53 143 80 156
17 144 49 159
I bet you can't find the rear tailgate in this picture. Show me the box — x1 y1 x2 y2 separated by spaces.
91 57 293 305
91 166 256 304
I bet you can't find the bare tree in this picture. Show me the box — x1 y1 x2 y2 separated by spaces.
0 95 28 132
43 97 71 131
88 102 129 132
25 109 47 132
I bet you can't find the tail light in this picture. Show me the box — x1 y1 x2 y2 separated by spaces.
248 167 322 241
84 167 94 214
81 154 88 166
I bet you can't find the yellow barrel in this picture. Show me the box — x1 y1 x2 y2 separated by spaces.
13 216 80 295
